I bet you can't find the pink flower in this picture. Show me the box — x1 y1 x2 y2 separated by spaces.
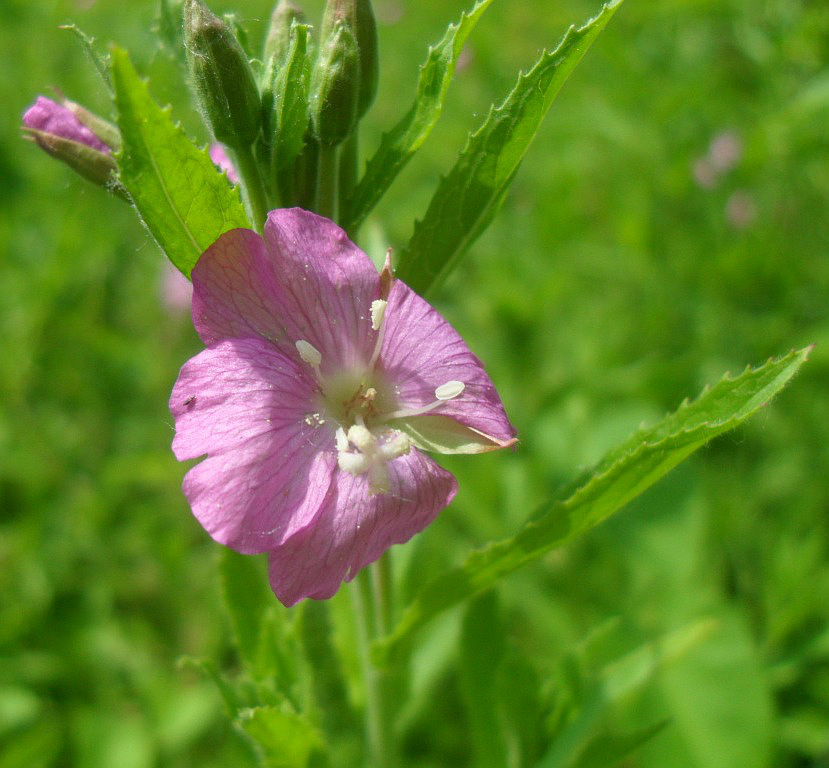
23 95 111 154
170 208 516 605
209 143 240 185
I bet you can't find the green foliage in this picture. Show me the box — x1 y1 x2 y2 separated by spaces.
396 0 622 295
539 620 713 768
344 0 496 233
377 348 810 661
6 0 829 766
239 704 325 768
112 48 249 276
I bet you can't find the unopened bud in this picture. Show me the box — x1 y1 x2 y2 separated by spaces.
184 0 261 148
310 20 361 146
22 95 119 188
320 0 378 117
264 0 306 65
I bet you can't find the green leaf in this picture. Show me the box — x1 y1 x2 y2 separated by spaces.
643 612 774 768
219 550 273 677
459 591 510 768
343 0 496 232
375 347 811 662
239 704 325 768
570 721 669 768
396 0 622 295
111 48 249 277
540 620 714 768
60 24 112 94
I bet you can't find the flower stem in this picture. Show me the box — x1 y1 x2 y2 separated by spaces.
338 132 358 232
353 566 396 767
233 143 269 233
316 143 339 222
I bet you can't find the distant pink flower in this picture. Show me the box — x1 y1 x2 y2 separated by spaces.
209 143 240 185
23 95 111 154
160 261 193 315
170 208 516 605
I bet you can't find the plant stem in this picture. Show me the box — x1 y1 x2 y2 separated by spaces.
316 143 339 221
233 143 269 233
338 132 358 232
353 566 395 768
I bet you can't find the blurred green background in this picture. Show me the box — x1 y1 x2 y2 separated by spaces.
2 0 828 765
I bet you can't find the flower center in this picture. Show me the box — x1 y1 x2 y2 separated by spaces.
294 298 465 493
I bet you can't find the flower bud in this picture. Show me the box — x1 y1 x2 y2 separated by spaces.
310 20 361 146
264 0 306 65
22 95 119 188
320 0 378 117
184 0 261 148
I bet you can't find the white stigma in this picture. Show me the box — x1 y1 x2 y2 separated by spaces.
336 425 411 494
380 380 466 421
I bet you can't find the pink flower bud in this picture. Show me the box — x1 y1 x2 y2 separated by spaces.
22 95 121 191
23 96 111 154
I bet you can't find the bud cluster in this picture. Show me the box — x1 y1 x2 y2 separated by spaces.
23 0 381 222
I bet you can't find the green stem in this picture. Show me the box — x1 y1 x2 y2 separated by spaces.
316 143 339 221
233 143 269 233
353 567 395 768
338 132 358 232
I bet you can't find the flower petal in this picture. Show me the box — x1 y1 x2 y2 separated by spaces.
262 208 380 375
266 450 457 606
170 338 336 554
380 280 516 447
191 209 381 376
191 228 290 346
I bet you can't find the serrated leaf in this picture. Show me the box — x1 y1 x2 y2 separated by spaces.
60 24 112 94
111 48 249 276
344 0 496 232
375 347 811 662
396 0 622 295
239 704 325 768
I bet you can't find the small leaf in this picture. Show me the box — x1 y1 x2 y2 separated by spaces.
239 704 325 768
111 48 249 276
375 347 811 662
60 24 112 94
396 0 622 295
344 0 496 232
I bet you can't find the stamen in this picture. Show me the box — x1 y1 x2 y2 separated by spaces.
370 300 387 331
368 300 388 370
435 380 465 400
295 339 322 379
380 380 466 421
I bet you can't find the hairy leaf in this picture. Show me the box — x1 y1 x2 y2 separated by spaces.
111 48 249 276
375 347 811 662
396 0 622 295
344 0 496 232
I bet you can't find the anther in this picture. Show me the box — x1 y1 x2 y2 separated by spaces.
295 339 323 379
380 380 466 421
370 300 387 331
